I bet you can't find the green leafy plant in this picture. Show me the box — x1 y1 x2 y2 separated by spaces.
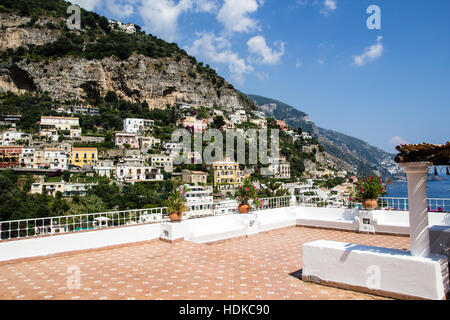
235 178 262 208
350 175 392 202
167 186 187 214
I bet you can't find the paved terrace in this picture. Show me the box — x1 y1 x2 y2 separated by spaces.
0 226 410 300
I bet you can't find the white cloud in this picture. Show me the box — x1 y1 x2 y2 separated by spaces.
138 0 220 41
353 36 384 66
217 0 261 34
256 72 269 80
389 136 408 147
320 0 337 16
70 0 102 11
186 32 253 84
295 58 303 68
247 35 285 65
138 0 193 42
317 58 324 64
195 0 218 12
107 0 135 19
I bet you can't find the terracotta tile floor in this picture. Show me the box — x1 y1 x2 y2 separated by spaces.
0 227 410 300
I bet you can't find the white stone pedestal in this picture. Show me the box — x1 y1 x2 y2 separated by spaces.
160 222 189 243
234 213 259 235
302 240 449 300
358 210 376 233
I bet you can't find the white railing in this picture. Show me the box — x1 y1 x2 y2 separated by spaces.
256 196 292 210
378 197 450 213
0 196 294 241
296 195 341 208
0 207 168 241
296 195 450 213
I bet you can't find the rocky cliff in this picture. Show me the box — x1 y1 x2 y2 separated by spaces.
0 11 252 111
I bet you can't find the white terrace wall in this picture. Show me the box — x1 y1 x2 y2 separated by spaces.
0 207 449 262
0 224 161 262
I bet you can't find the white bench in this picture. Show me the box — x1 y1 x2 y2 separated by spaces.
303 240 449 300
185 215 247 243
256 207 297 232
296 207 359 231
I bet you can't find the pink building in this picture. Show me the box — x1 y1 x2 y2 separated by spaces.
182 117 207 133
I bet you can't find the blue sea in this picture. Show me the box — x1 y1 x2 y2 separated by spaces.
387 176 450 199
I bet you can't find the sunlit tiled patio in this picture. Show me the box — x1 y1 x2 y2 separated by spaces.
0 227 410 300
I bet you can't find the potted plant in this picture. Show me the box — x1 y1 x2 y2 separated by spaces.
350 176 392 210
235 178 262 214
167 187 187 222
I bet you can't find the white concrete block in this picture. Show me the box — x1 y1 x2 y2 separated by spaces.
160 222 189 242
302 240 449 300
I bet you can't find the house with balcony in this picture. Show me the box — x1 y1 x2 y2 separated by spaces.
268 156 291 179
140 136 161 152
115 165 164 183
114 132 140 149
39 116 81 141
18 147 35 168
93 159 114 178
123 118 154 134
43 148 68 170
0 131 31 146
147 154 173 173
212 159 247 192
183 185 215 218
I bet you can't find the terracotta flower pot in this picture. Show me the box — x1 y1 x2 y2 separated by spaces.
238 204 250 214
362 199 378 210
169 212 183 222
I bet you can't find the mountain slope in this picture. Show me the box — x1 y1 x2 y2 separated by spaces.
0 0 256 112
248 94 400 178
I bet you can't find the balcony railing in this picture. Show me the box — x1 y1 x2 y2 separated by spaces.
377 197 450 213
0 207 168 241
1 196 448 241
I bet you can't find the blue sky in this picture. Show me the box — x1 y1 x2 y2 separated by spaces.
72 0 450 153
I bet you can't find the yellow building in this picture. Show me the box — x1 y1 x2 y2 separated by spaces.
71 147 98 167
212 160 246 191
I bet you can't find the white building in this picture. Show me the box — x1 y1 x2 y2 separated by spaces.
71 105 100 116
115 165 164 183
44 148 68 170
40 116 81 141
268 156 291 179
230 109 248 125
183 185 214 218
123 118 154 134
140 136 161 151
63 183 98 197
108 19 136 34
302 132 313 140
163 142 185 156
30 182 97 197
1 131 31 145
147 154 173 173
19 147 35 168
94 159 114 178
